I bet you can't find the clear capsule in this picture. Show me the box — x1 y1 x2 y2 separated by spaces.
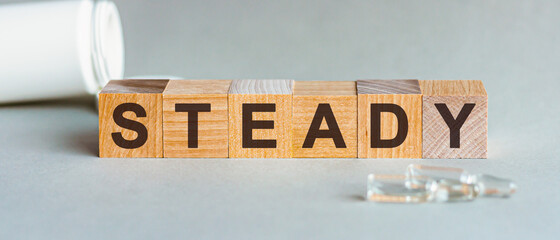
366 174 478 203
406 164 474 183
366 174 431 203
407 164 516 198
471 174 517 197
427 179 478 202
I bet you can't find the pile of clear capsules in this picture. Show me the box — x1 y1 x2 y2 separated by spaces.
366 164 517 203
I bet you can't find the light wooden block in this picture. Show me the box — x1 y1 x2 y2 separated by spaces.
162 80 232 158
292 81 357 158
99 80 169 158
357 80 422 158
228 79 293 158
420 80 487 159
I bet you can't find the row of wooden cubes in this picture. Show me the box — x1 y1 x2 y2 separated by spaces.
99 79 487 159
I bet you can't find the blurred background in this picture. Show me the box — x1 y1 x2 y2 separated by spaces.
120 0 558 83
3 0 558 81
1 0 558 100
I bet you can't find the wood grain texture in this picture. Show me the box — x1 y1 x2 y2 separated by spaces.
420 80 487 159
99 80 168 158
419 80 486 96
228 80 293 158
357 80 422 158
163 79 232 95
293 81 357 158
293 81 356 96
100 79 169 93
163 80 231 158
229 79 293 94
357 79 421 94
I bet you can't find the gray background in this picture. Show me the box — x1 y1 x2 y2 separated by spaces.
1 0 559 239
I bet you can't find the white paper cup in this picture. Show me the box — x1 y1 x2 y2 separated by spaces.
0 0 124 103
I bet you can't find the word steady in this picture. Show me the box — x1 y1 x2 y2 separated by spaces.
99 79 488 159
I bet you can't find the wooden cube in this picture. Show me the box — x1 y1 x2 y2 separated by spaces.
420 80 487 158
357 80 422 158
99 80 169 158
162 80 232 158
228 79 293 158
292 81 357 158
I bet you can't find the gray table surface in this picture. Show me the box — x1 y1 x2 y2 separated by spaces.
1 0 560 239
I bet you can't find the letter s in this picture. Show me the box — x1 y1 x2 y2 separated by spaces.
111 103 148 149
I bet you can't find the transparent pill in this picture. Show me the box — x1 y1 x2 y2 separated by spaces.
367 174 478 203
407 164 516 198
472 174 517 197
366 174 431 203
427 179 478 202
406 164 473 183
